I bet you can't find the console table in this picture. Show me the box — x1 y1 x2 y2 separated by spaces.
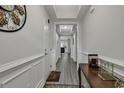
78 63 116 88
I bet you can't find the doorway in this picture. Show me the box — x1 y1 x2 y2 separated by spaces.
55 23 78 62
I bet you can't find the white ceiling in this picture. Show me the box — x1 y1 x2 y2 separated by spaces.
53 5 81 18
44 5 91 36
60 25 73 32
45 5 91 21
56 24 75 36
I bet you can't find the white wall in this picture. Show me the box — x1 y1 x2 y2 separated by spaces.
0 5 52 88
0 6 44 65
79 5 124 60
71 32 77 62
78 5 124 76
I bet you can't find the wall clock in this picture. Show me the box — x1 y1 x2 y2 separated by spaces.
0 5 27 32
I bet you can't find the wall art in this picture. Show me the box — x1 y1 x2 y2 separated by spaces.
0 5 27 32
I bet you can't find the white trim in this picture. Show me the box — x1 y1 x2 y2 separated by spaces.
99 55 124 67
1 66 31 87
0 53 45 73
54 21 78 25
80 51 89 55
32 60 43 67
35 79 45 88
80 51 124 67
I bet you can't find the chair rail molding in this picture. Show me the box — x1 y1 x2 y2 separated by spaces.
80 51 124 67
99 55 124 67
0 53 46 88
0 53 45 73
80 51 89 56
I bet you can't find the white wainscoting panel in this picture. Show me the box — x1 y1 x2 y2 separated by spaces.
0 53 50 88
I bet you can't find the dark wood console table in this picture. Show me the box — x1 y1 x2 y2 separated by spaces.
78 63 116 88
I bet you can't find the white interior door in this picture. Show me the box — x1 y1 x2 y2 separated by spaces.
43 24 51 79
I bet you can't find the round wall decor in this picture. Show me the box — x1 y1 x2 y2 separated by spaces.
0 5 26 32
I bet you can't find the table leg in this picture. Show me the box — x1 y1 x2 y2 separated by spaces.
78 67 81 88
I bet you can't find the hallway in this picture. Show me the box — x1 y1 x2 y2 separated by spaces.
0 5 124 88
56 53 78 85
45 53 79 88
